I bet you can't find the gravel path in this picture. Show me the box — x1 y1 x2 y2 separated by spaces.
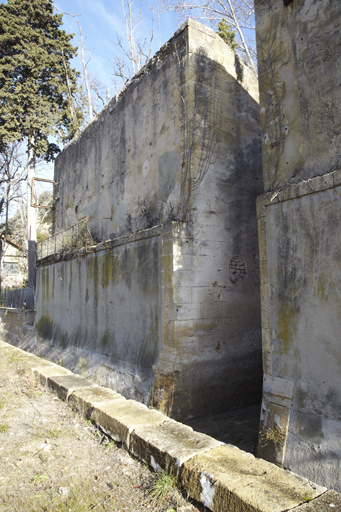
0 344 202 512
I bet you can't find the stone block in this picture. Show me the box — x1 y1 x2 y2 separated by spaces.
263 374 294 408
173 269 195 287
256 193 270 218
194 224 216 241
68 385 124 418
258 398 291 466
180 444 325 512
261 304 270 328
290 490 341 511
160 253 174 272
33 365 72 387
179 239 200 256
191 286 229 304
173 304 201 321
46 374 94 401
90 399 167 447
200 301 228 320
262 349 272 376
199 240 223 257
130 420 222 474
259 260 269 284
257 218 268 262
174 286 192 304
332 169 341 187
310 173 334 193
199 269 225 287
260 283 270 308
161 239 174 256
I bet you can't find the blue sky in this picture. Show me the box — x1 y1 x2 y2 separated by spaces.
54 0 179 95
2 0 181 189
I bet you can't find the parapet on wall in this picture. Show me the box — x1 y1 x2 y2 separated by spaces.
35 20 263 420
255 0 341 492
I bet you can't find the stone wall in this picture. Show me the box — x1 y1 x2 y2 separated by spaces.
255 0 341 491
34 20 263 420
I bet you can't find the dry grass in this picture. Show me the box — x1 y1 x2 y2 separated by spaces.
0 344 202 512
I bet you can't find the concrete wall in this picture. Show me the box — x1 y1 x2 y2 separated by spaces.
255 0 341 492
54 19 260 238
36 232 161 403
35 20 263 421
255 0 341 192
0 308 34 344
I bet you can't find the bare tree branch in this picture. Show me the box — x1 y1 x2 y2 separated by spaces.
78 21 93 122
155 0 256 72
112 0 156 89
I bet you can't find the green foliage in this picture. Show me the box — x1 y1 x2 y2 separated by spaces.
0 0 83 160
149 469 176 503
0 422 9 433
217 19 238 53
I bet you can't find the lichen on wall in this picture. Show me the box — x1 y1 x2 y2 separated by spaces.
36 235 161 403
255 0 341 491
255 0 341 191
36 19 263 421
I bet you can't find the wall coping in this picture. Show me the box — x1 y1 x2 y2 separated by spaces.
257 169 341 219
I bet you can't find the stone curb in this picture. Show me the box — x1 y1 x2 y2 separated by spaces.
1 340 340 512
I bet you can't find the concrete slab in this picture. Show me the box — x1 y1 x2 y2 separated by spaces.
46 374 94 401
180 444 326 512
130 420 223 474
90 400 168 447
291 490 341 511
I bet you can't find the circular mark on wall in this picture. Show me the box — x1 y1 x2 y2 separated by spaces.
229 256 247 283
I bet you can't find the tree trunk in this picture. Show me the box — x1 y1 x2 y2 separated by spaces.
27 138 37 291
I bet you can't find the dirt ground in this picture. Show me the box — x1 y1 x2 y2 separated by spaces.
0 346 203 512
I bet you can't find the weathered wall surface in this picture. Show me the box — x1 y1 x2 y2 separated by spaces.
36 232 161 403
257 174 341 492
154 220 262 420
255 0 341 192
54 19 259 239
255 0 341 492
0 308 34 344
35 20 263 420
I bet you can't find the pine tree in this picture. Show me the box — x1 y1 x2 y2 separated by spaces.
0 0 83 288
217 19 238 53
0 0 82 158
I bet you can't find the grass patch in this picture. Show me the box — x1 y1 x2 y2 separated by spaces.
260 427 284 447
9 353 19 363
30 473 48 486
0 422 10 433
149 469 177 503
35 424 63 439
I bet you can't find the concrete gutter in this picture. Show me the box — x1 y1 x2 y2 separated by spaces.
1 340 340 512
